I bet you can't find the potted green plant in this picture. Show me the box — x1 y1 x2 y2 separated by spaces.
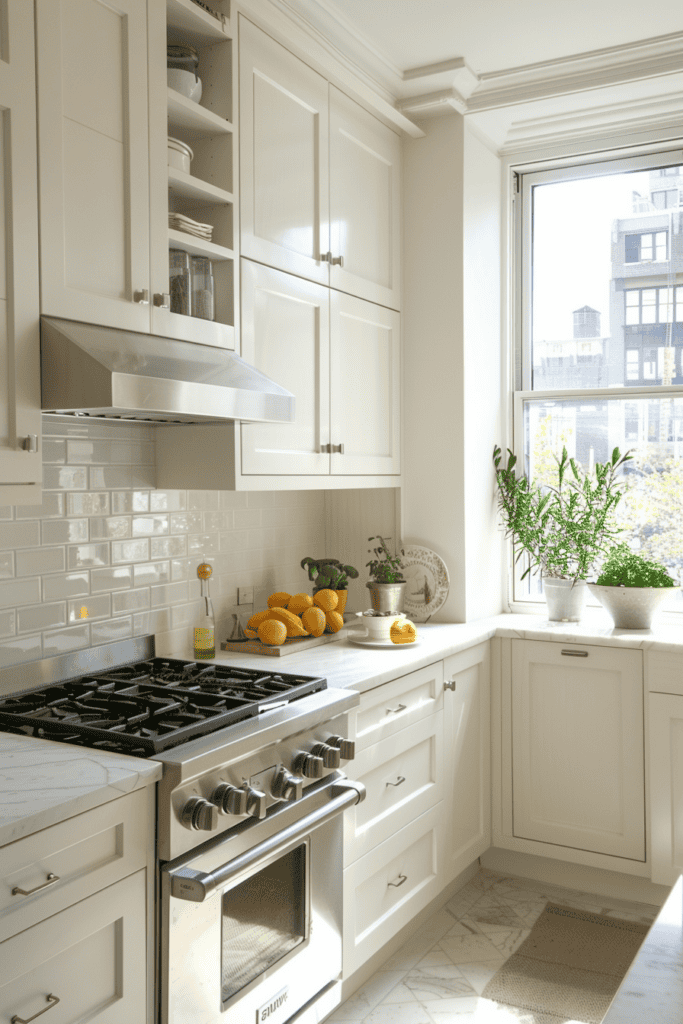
588 544 677 628
493 445 631 621
300 556 359 616
366 536 406 614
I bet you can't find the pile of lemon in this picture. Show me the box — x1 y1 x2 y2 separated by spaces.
246 590 344 646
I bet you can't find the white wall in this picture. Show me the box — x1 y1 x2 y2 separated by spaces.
402 115 504 621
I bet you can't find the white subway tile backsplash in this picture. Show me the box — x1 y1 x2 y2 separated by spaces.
42 623 91 658
42 518 89 545
89 516 131 540
43 466 87 490
133 608 172 636
91 616 133 645
15 492 65 519
188 534 219 556
0 553 13 579
169 512 202 533
134 561 170 587
16 547 65 577
0 610 15 638
17 602 66 634
66 493 111 517
89 466 131 490
0 578 41 610
234 508 260 529
68 595 111 622
150 490 186 512
66 543 110 569
112 490 149 514
130 465 156 488
91 565 133 592
151 536 186 559
112 539 149 564
188 491 218 511
150 581 188 608
41 439 67 463
0 522 41 550
0 635 42 667
43 571 89 600
112 587 150 614
132 515 169 536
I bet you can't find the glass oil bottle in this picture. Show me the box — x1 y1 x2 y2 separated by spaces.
194 561 215 659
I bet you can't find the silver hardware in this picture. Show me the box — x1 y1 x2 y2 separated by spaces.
245 785 267 819
331 254 344 267
12 872 59 896
311 742 341 770
320 252 333 263
386 775 405 788
212 782 247 816
327 735 355 760
168 776 366 902
388 873 407 888
11 994 60 1024
444 678 457 691
271 766 304 802
180 796 218 831
386 703 407 715
561 649 589 657
153 292 171 308
331 442 344 454
22 434 38 454
320 443 331 453
294 752 324 779
133 289 149 304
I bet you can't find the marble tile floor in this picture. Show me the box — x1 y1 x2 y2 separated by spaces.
327 869 661 1024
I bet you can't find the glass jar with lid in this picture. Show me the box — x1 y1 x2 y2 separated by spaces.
169 249 192 316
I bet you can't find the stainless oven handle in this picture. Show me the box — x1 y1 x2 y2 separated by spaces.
169 777 366 902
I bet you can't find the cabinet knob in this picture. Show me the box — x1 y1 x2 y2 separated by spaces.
320 251 333 263
154 292 171 308
133 289 150 304
444 678 457 691
320 443 331 453
331 254 344 267
331 442 344 454
21 434 38 454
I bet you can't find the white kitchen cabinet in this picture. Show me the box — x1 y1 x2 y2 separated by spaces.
239 16 401 311
511 639 645 861
443 643 491 883
649 692 683 885
0 0 42 504
352 662 444 750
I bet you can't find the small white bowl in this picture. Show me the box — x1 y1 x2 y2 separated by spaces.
167 136 193 175
167 68 202 103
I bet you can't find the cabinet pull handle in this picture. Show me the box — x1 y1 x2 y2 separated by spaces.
386 775 405 788
133 289 149 304
12 873 60 896
154 292 171 308
386 703 407 715
11 994 60 1023
331 254 344 267
331 443 344 454
21 434 39 454
561 649 589 657
444 678 456 691
388 873 407 888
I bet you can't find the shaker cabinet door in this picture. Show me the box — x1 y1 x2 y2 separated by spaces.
0 0 41 501
36 0 151 332
239 16 329 286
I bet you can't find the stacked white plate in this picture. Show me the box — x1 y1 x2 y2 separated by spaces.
168 212 213 240
167 136 193 174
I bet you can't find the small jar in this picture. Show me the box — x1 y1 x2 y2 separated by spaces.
191 256 215 321
169 249 192 316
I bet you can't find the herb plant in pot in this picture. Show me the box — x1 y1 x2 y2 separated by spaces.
300 557 359 617
493 445 631 622
588 544 677 629
366 536 405 615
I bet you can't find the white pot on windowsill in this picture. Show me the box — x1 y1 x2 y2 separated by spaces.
587 583 672 629
542 578 588 622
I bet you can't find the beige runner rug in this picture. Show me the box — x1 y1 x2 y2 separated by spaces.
482 902 648 1023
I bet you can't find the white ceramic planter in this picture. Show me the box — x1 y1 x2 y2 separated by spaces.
542 578 587 622
587 583 672 629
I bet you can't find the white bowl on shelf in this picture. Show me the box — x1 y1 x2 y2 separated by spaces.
167 136 193 174
167 69 203 103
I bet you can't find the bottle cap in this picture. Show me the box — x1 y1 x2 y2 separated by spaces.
197 562 213 580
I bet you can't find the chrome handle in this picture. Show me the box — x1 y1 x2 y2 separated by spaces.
331 254 344 267
388 873 407 888
153 292 171 308
386 703 407 715
320 251 332 263
320 443 331 453
12 873 59 896
331 443 344 454
133 289 149 304
561 649 588 657
386 775 405 788
21 434 38 454
12 994 60 1024
444 678 457 691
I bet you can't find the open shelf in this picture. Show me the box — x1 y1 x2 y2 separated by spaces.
167 88 233 137
168 228 234 260
166 0 230 46
168 166 233 205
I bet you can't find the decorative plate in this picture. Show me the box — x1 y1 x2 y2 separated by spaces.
401 545 450 622
347 634 422 649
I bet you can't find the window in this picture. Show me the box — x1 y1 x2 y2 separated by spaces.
515 151 683 604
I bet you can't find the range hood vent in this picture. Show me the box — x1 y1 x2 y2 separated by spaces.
40 317 295 424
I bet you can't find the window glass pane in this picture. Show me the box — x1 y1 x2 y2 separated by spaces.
626 350 639 380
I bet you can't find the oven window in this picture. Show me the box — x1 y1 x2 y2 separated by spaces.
221 843 307 1003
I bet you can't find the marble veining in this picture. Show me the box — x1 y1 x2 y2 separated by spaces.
0 733 161 846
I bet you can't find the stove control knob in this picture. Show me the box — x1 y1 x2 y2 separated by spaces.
181 796 218 831
311 742 341 770
245 786 267 820
294 752 324 779
327 735 356 760
271 766 304 803
212 783 248 816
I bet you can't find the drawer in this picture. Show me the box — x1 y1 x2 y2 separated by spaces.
647 650 683 696
352 661 444 751
344 713 443 866
1 787 152 944
343 803 444 975
0 869 147 1024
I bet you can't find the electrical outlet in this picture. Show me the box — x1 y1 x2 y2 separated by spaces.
238 586 254 605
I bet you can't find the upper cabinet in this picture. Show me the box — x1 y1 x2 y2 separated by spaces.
239 17 401 312
36 0 237 348
0 0 41 504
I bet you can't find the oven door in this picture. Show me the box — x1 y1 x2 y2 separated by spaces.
160 774 364 1024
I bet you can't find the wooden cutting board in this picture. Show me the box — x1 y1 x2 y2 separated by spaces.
221 629 348 657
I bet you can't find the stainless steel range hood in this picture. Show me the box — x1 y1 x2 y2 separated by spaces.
40 317 295 424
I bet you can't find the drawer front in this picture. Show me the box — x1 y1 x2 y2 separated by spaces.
344 713 443 866
647 651 683 696
1 788 151 944
353 661 444 750
343 803 443 975
0 869 147 1024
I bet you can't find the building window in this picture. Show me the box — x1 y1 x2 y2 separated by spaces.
515 149 683 605
651 190 679 209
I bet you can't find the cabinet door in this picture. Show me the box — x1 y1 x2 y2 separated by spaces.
239 16 329 285
240 260 330 475
330 292 400 475
0 0 41 502
649 693 683 885
36 0 151 332
443 643 491 883
512 640 645 860
329 87 401 311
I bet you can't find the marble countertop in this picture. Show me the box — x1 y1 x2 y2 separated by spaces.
603 875 683 1024
0 733 162 847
